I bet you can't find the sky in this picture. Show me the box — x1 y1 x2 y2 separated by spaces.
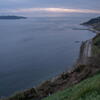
0 0 100 17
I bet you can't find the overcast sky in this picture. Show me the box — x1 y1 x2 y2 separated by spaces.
0 0 100 17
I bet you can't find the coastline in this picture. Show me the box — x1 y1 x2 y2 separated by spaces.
1 17 100 100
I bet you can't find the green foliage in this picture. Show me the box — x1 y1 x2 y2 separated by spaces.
43 73 100 100
92 45 100 55
94 35 100 46
92 35 100 55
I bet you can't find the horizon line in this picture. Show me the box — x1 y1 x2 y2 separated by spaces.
1 8 100 14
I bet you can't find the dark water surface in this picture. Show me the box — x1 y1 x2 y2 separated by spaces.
0 16 95 97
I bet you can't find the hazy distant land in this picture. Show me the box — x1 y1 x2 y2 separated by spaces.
0 16 27 19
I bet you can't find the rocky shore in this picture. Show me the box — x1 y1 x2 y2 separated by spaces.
1 16 100 100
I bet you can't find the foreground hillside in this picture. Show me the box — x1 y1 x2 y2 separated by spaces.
43 73 100 100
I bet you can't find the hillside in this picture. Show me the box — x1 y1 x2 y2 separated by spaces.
43 73 100 100
82 16 100 31
82 17 100 25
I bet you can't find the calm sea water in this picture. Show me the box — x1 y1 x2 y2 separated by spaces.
0 16 95 97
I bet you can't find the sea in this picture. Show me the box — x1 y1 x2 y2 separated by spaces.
0 15 96 97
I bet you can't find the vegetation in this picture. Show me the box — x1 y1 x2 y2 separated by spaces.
43 73 100 100
82 16 100 26
92 34 100 56
93 23 100 31
82 16 100 31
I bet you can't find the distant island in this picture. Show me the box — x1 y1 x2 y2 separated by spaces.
0 16 27 19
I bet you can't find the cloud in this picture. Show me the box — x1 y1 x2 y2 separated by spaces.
1 8 100 14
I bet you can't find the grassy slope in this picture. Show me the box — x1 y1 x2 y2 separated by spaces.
43 73 100 100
